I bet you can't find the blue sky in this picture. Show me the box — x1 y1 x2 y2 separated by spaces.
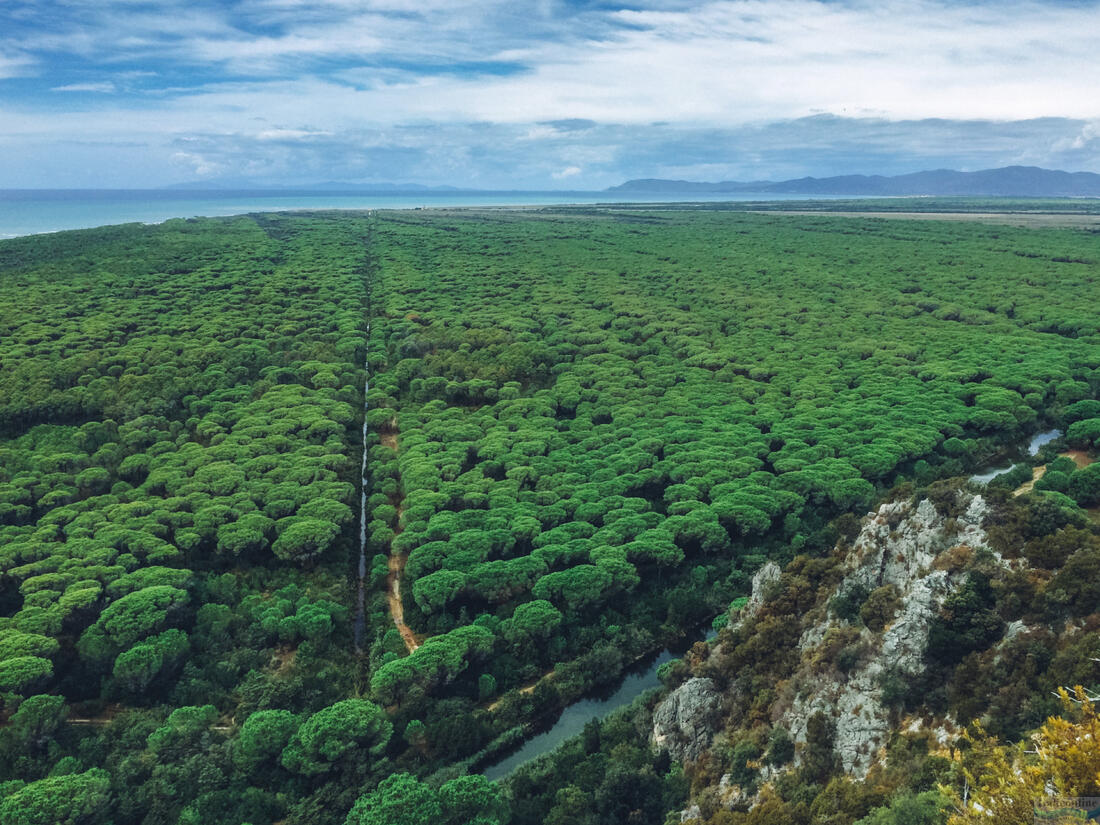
1 0 1098 188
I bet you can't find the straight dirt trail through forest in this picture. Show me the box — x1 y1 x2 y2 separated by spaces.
382 425 420 653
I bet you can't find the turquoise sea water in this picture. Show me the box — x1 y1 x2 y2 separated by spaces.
0 189 859 239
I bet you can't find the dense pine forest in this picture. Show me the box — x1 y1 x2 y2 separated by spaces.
1 207 1099 824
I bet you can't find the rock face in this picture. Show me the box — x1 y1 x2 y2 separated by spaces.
651 677 722 762
744 561 782 622
662 491 1001 825
679 805 702 824
779 493 992 777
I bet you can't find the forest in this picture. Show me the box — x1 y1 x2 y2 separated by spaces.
0 206 1098 824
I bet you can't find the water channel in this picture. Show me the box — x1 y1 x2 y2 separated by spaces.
968 428 1061 484
353 335 370 652
482 627 718 781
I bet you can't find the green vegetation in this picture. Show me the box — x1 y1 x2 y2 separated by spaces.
363 208 1098 715
0 214 373 822
0 206 1098 823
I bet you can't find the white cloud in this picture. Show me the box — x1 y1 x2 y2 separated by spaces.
3 0 1100 186
255 127 332 140
11 1 1100 124
403 0 1100 125
1051 121 1100 152
170 150 224 177
0 51 34 79
51 81 117 93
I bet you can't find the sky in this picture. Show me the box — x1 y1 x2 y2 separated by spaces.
1 0 1099 189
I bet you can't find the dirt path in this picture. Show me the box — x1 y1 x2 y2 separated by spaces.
1014 465 1047 497
66 704 231 731
1014 450 1095 497
486 670 553 712
1061 449 1094 469
381 424 420 654
387 531 419 653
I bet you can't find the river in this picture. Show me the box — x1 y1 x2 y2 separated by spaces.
969 428 1061 484
482 627 718 781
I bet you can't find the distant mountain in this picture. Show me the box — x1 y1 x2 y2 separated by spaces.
608 166 1100 197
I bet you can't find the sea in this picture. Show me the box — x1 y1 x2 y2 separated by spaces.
0 189 855 239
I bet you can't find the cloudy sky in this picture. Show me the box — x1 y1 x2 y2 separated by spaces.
2 0 1099 188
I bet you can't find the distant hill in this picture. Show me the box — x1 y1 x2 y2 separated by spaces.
608 166 1100 197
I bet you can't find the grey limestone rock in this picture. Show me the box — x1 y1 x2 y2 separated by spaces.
652 677 722 762
680 804 702 823
744 561 782 620
782 494 994 777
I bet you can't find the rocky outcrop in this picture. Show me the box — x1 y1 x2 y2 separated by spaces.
743 561 782 622
662 483 1098 824
661 490 1006 825
844 495 989 596
679 804 702 823
779 492 993 777
652 677 722 762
